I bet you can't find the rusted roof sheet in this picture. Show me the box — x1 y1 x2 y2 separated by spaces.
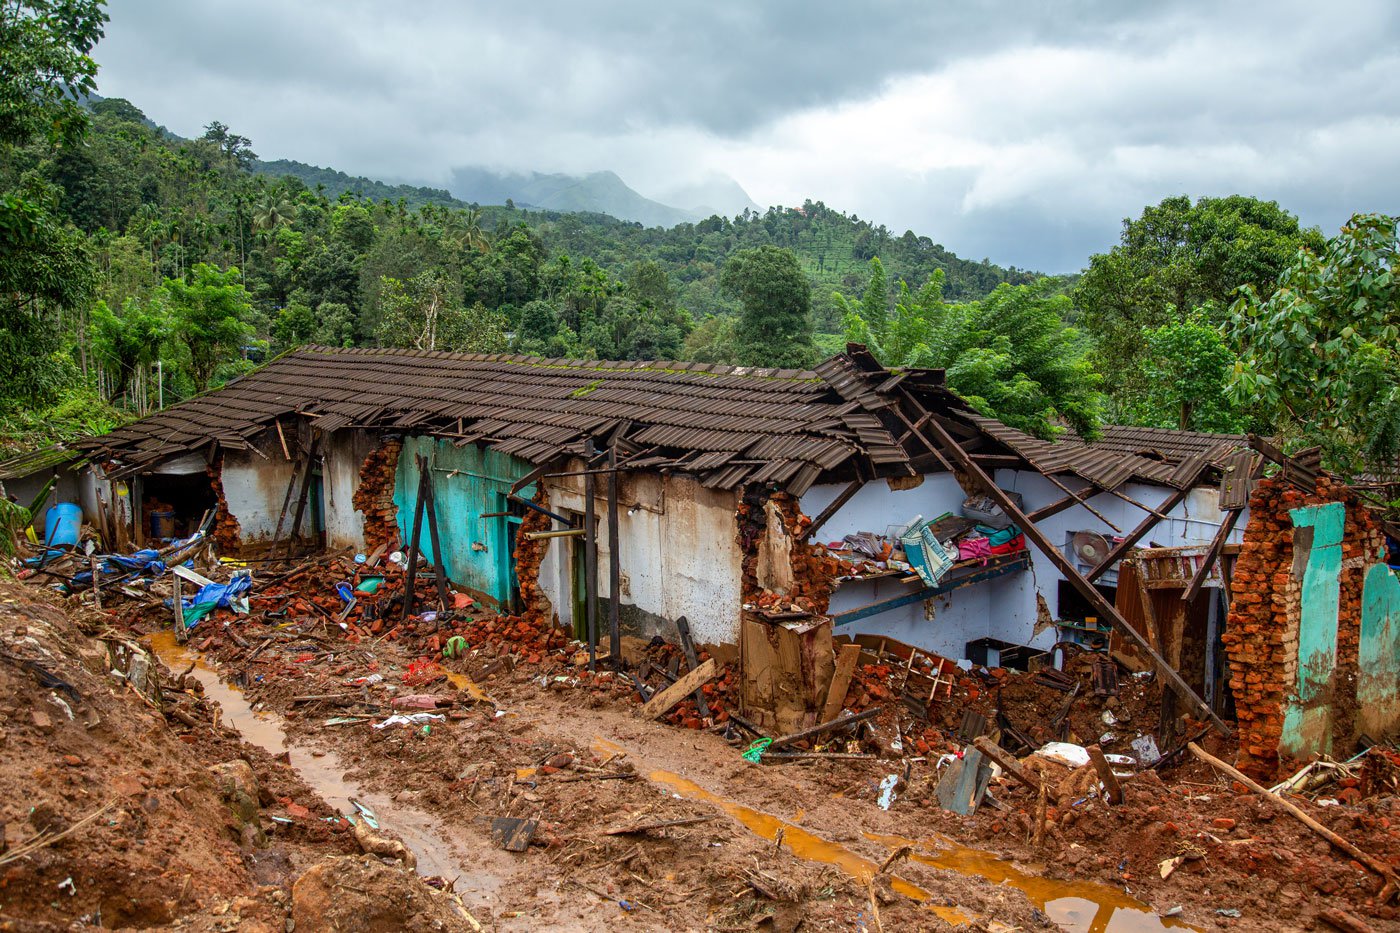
1096 425 1246 463
963 414 1239 492
1218 449 1261 510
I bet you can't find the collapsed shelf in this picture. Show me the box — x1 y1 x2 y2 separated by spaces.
830 550 1033 627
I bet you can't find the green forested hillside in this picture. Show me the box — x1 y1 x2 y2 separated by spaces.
7 0 1396 493
1 91 1053 446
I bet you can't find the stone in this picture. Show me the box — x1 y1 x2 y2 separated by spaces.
209 760 261 825
292 856 461 933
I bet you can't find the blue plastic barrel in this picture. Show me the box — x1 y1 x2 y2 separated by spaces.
43 502 81 548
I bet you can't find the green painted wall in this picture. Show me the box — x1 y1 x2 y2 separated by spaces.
1359 563 1400 738
394 437 535 606
1281 502 1346 758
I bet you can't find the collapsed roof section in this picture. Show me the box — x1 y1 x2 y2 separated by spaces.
75 344 1252 499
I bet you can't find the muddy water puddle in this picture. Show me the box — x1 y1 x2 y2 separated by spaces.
868 832 1196 933
145 631 493 893
648 763 1192 932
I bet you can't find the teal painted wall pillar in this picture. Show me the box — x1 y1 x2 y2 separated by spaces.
1359 563 1400 739
393 436 536 607
1280 502 1346 759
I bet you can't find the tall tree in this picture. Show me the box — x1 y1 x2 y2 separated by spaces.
719 245 816 368
1230 213 1400 478
0 0 106 410
162 263 253 393
89 295 167 404
1120 312 1248 433
845 271 1102 438
376 272 508 353
0 0 107 147
1075 195 1323 411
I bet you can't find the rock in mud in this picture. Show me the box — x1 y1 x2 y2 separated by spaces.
291 855 463 932
209 759 261 823
352 817 417 869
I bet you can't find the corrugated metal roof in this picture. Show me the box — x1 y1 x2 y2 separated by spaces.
78 347 874 488
964 414 1245 492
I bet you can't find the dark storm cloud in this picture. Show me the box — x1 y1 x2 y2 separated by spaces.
100 1 1170 134
93 0 1400 271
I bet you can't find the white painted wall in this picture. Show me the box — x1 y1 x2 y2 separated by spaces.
801 470 1248 661
221 446 297 542
541 465 743 646
323 430 371 550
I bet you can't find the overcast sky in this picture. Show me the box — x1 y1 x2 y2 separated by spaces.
94 0 1399 272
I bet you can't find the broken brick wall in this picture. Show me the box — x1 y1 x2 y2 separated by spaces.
1223 474 1384 780
739 489 840 616
737 488 840 731
352 438 402 553
206 455 241 553
513 488 553 628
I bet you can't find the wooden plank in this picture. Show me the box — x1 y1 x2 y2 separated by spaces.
769 706 881 750
607 444 621 669
971 736 1048 798
1040 471 1123 533
820 644 862 722
830 552 1032 626
636 657 718 720
1189 743 1400 902
1026 491 1086 524
602 816 714 836
805 478 864 540
1087 744 1124 804
1085 471 1205 583
172 564 216 588
584 440 598 669
674 615 711 720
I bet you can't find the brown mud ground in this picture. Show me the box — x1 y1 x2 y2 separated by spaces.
5 574 1400 931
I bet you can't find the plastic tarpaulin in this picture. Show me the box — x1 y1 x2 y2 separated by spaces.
174 569 253 626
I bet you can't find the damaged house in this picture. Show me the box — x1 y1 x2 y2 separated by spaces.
67 345 1276 735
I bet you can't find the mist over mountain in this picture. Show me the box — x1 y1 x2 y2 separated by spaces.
649 174 761 219
447 167 705 227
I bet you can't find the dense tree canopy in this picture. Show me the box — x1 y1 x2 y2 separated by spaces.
5 0 1400 496
720 245 817 368
1075 195 1323 414
1230 213 1400 478
843 263 1102 438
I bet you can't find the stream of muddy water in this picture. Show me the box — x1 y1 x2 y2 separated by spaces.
650 768 1194 933
148 632 1193 931
145 631 497 895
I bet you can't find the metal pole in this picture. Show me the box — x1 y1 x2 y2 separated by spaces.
584 440 599 672
607 443 621 670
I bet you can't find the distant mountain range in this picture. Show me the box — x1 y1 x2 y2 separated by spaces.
84 92 758 228
445 167 759 227
252 157 759 229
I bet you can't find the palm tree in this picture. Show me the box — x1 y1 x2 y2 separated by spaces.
252 187 297 261
253 189 296 236
448 207 491 254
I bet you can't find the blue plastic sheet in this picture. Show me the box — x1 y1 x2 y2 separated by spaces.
67 532 206 587
175 570 253 626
